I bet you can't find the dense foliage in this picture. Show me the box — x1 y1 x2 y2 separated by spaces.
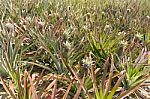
0 0 149 98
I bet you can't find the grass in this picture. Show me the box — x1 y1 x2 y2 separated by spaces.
0 0 150 99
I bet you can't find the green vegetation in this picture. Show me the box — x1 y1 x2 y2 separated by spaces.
0 0 150 98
